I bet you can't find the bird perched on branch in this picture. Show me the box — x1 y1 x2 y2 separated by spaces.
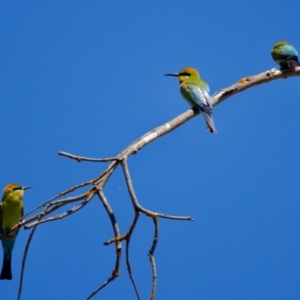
165 67 217 133
0 183 31 280
271 41 300 69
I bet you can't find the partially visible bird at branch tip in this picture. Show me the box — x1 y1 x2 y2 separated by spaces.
271 40 300 69
0 183 32 280
165 67 217 134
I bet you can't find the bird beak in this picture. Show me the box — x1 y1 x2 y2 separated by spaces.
165 73 179 77
23 186 32 190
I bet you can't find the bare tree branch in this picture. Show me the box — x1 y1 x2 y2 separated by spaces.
212 67 300 107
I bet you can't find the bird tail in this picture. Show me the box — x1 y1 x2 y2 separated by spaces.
0 255 12 280
287 58 300 68
202 111 217 134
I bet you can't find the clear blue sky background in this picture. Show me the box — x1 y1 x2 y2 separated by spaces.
1 1 300 299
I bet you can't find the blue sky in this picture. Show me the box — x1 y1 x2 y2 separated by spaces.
1 1 300 299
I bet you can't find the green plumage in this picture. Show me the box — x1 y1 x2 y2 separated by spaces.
165 66 217 133
271 40 300 69
0 183 30 280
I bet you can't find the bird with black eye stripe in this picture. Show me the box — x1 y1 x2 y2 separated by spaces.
165 67 217 133
0 183 31 280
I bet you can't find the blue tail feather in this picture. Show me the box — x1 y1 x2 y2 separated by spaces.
202 111 217 134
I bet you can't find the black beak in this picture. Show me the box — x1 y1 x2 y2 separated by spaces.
165 73 179 77
23 186 32 190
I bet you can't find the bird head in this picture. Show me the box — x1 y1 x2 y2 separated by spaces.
165 67 200 84
273 40 290 48
2 183 32 199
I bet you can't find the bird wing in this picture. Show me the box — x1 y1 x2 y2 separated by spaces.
185 83 212 111
277 44 298 59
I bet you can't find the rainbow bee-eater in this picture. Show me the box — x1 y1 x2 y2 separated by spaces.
271 41 300 69
165 67 217 133
0 183 31 280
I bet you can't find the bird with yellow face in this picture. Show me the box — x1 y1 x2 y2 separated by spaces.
0 183 31 280
165 67 217 133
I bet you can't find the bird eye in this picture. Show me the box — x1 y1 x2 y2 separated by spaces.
179 72 191 77
13 187 22 191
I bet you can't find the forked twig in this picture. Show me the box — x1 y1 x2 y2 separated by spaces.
121 158 193 221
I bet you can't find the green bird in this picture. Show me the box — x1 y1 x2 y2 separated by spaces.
271 40 300 69
0 183 31 280
165 66 217 133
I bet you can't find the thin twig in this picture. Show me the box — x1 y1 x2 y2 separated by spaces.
18 205 48 300
58 151 118 163
45 179 97 203
85 190 121 300
21 180 96 221
212 67 300 107
125 211 141 300
48 193 88 206
25 197 92 229
149 217 159 300
86 275 117 300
